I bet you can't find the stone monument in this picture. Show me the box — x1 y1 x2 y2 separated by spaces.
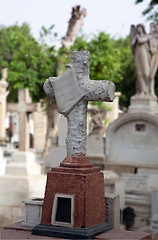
86 105 106 169
105 23 158 231
129 23 158 113
7 88 39 151
43 92 121 173
32 51 116 239
106 22 158 169
0 89 46 226
0 68 9 145
7 88 47 150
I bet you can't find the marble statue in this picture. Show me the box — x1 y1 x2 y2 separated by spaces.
130 23 158 98
88 106 106 136
44 51 115 157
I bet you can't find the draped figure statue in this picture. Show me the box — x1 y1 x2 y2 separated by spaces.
130 24 150 96
130 23 158 98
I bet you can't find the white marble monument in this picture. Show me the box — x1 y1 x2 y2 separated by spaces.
106 22 158 169
105 23 158 232
129 23 158 113
0 68 9 144
0 89 46 226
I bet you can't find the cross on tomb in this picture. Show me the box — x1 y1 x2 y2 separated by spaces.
44 51 115 158
7 89 39 151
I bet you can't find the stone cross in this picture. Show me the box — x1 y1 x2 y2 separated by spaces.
7 89 39 151
44 51 115 157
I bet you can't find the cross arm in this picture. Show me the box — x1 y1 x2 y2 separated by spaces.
84 80 115 102
7 103 18 112
26 103 39 112
43 78 55 99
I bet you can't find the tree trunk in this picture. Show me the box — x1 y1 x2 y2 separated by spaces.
62 6 86 49
43 98 58 156
43 5 86 156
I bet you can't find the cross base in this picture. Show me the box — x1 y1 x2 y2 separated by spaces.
40 165 106 227
33 157 108 238
32 222 112 239
60 155 93 168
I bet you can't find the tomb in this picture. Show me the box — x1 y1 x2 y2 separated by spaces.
105 23 158 234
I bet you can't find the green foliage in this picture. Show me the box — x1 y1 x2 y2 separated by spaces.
71 32 122 83
112 36 136 108
0 23 57 102
135 0 158 23
0 23 144 109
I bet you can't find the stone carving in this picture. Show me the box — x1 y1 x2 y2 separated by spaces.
130 23 158 98
88 106 106 136
44 51 115 157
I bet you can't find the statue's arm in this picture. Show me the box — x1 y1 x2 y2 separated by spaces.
43 78 55 98
130 25 137 54
136 33 149 44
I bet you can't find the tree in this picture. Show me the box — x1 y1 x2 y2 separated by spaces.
112 36 136 108
135 0 158 23
0 23 57 102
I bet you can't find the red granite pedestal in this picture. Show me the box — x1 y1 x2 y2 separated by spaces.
32 156 112 238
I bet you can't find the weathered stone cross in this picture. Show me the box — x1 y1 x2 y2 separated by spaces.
7 89 39 151
44 51 115 158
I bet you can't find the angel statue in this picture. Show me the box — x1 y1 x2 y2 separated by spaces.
130 23 158 98
130 24 150 96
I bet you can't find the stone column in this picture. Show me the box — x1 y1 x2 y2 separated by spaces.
33 104 47 150
0 69 8 140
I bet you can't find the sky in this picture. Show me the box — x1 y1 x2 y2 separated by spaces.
1 0 150 48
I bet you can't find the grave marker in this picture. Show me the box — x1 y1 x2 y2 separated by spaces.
7 89 38 151
32 51 115 239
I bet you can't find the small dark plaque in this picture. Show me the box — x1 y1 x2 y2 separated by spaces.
135 124 146 132
56 197 71 223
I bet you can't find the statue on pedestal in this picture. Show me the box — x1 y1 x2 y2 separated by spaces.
130 23 158 99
